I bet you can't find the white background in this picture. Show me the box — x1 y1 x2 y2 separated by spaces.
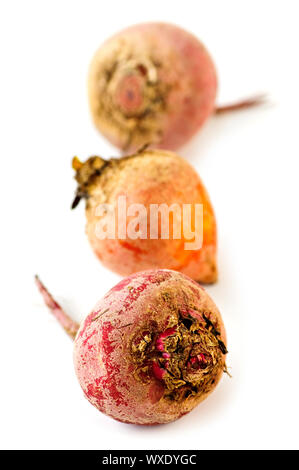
0 0 298 450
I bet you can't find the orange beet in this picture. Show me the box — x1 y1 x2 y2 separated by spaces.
72 149 217 284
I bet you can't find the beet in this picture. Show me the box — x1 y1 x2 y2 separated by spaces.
88 22 264 152
72 149 217 284
35 269 228 425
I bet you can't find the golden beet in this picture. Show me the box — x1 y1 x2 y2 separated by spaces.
72 149 217 284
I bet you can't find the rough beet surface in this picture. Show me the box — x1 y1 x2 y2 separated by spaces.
73 269 227 424
88 22 218 152
72 149 217 284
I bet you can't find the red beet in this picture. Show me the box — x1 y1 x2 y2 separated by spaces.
35 269 228 425
88 22 264 152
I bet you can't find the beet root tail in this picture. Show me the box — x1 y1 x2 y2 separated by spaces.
35 275 79 340
215 94 267 115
